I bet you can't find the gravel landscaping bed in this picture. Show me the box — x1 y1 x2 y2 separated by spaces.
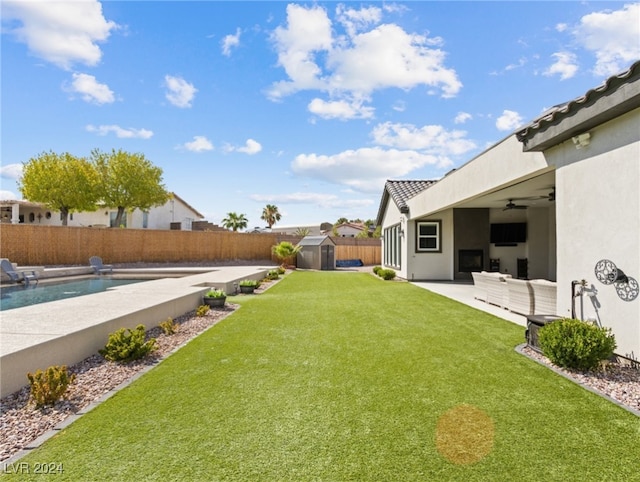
0 304 239 462
521 345 640 414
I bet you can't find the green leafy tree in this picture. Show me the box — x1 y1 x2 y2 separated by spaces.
261 204 281 229
372 225 382 238
294 227 310 237
335 217 348 225
222 212 248 232
91 149 170 227
19 151 99 226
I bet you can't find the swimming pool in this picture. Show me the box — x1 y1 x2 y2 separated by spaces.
0 278 149 311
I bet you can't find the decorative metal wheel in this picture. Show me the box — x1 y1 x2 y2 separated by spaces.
594 259 618 285
615 277 639 302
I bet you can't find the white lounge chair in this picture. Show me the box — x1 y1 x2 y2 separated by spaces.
0 258 39 286
89 256 113 275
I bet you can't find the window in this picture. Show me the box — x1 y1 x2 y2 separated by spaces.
416 220 441 252
110 212 126 228
383 224 402 268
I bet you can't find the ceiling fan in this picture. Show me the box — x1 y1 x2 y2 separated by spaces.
503 199 528 211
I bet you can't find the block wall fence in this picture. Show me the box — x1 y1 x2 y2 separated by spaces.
0 224 381 267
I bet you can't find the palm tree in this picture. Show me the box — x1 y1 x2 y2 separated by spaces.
221 212 248 232
294 227 310 237
261 204 281 229
272 241 301 267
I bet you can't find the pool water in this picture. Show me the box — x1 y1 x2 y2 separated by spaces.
0 278 148 311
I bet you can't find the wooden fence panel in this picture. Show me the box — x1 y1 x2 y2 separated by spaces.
0 224 380 266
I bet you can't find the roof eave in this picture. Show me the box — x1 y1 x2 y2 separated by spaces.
517 62 640 151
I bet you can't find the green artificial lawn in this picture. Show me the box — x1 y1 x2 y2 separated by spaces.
4 272 639 481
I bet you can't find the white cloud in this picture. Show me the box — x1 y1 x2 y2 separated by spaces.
221 28 241 56
237 139 262 155
556 23 568 33
335 4 382 37
268 4 461 107
2 0 117 70
249 192 373 209
504 57 527 72
86 124 153 139
269 4 333 99
183 136 214 152
371 122 476 156
392 100 406 112
0 163 23 180
69 73 115 104
164 75 197 108
308 98 375 120
544 52 579 80
495 110 524 132
454 112 472 124
224 139 262 155
0 190 18 200
291 147 447 193
573 3 640 77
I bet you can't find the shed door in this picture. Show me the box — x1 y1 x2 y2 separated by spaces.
320 245 334 270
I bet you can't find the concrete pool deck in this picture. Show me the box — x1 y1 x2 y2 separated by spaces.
0 265 275 398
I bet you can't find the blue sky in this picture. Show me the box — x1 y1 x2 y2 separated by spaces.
2 1 639 229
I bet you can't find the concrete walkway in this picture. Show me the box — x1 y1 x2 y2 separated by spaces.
0 265 275 398
411 280 528 327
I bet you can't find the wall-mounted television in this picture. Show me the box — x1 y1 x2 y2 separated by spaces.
490 223 527 243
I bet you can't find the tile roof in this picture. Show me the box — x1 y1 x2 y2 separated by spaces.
375 180 436 225
516 59 640 147
386 180 436 212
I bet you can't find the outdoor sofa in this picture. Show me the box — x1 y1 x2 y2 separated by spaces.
471 271 511 307
472 271 558 316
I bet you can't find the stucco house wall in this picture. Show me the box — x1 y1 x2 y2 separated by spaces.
405 210 454 281
1 194 203 230
548 108 639 359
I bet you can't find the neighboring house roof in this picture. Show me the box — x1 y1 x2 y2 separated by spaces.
170 193 204 219
1 193 205 219
375 180 436 226
0 199 41 208
298 235 336 246
517 59 640 151
333 222 368 231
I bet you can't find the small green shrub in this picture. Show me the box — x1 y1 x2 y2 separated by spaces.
379 268 396 280
538 318 617 371
205 289 226 298
277 266 286 275
27 365 76 408
239 279 260 288
267 270 280 280
196 305 210 317
372 266 382 275
159 317 179 335
99 324 157 362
